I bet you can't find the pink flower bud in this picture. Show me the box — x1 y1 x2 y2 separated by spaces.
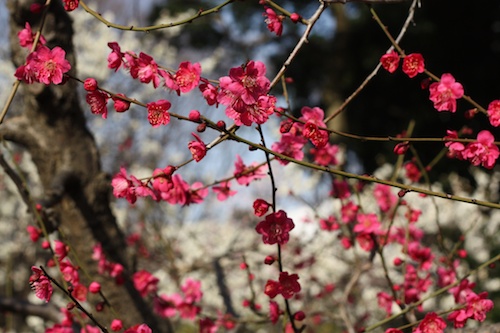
89 281 101 294
83 78 98 91
290 13 301 23
189 110 201 122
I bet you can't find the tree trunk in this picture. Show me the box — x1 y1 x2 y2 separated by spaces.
3 1 171 331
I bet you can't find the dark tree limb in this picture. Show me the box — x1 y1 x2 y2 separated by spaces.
4 1 172 331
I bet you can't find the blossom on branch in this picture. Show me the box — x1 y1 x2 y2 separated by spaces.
161 61 201 95
487 99 500 127
402 53 425 78
218 61 276 126
264 272 301 299
380 50 400 73
18 22 46 49
16 46 71 85
29 267 53 303
62 0 79 11
429 73 464 112
256 210 295 245
263 7 284 36
188 133 207 162
147 99 171 127
233 155 267 186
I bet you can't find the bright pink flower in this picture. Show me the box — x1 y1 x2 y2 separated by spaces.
133 270 159 297
23 46 71 85
300 106 329 148
233 155 267 186
86 90 109 119
465 291 494 322
380 51 400 73
330 179 350 199
290 13 301 23
199 79 218 106
404 161 421 182
147 99 171 127
310 142 340 166
256 210 295 245
393 142 409 155
319 216 339 232
129 52 161 88
373 184 397 212
188 133 207 162
263 7 283 36
444 130 466 159
161 174 207 206
59 259 80 284
162 61 201 94
449 279 476 304
29 267 53 302
154 293 182 318
72 283 88 302
269 301 281 324
407 242 434 270
54 240 69 261
26 225 42 242
177 302 201 320
414 312 446 333
377 292 393 316
487 100 500 127
88 281 101 294
341 201 359 223
353 213 382 234
111 167 138 204
225 94 277 126
437 265 457 288
63 0 79 11
84 78 98 91
402 53 425 78
429 73 464 112
385 329 403 333
18 22 46 49
112 94 131 112
462 130 499 169
212 181 237 201
107 42 124 71
356 233 376 252
111 319 123 331
271 132 306 165
124 324 152 333
181 278 203 303
253 198 270 216
218 61 274 126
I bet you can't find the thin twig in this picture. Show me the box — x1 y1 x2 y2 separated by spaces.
78 0 234 32
269 1 326 89
325 0 419 124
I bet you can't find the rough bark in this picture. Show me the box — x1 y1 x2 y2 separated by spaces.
3 1 171 331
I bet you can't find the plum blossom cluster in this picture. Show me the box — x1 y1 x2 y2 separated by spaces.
111 166 208 206
106 42 201 93
429 73 464 112
380 51 425 78
15 45 71 85
111 154 268 205
27 236 142 332
272 106 339 166
380 52 465 113
217 60 277 126
445 130 499 169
